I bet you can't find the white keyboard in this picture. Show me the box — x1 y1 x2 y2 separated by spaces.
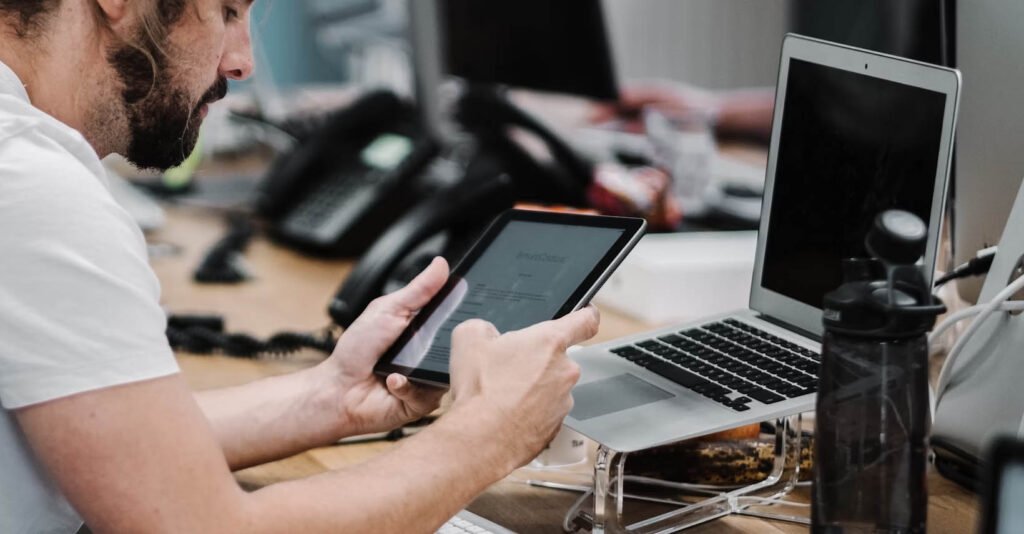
437 509 515 534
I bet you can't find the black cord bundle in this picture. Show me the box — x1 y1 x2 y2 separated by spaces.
194 215 255 284
166 315 338 358
934 246 998 288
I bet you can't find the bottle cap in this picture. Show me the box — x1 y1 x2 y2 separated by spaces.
823 210 944 339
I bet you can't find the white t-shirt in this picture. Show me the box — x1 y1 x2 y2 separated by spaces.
0 61 180 532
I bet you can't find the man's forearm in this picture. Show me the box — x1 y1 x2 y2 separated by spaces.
194 366 344 470
241 404 515 533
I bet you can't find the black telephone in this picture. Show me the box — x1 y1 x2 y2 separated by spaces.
256 90 441 257
254 86 594 327
327 86 595 327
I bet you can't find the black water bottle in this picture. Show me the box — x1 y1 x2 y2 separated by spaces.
811 210 945 533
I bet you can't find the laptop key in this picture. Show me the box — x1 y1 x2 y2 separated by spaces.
632 355 656 368
796 361 820 373
678 359 699 370
746 387 786 404
611 346 644 358
720 377 744 388
658 334 684 344
796 376 818 388
645 359 710 389
786 387 815 398
782 387 810 398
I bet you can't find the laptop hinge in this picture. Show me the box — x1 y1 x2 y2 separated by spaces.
755 313 823 343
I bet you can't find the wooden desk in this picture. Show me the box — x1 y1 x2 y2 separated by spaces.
151 204 978 533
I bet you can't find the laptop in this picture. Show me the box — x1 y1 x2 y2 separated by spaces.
564 34 961 453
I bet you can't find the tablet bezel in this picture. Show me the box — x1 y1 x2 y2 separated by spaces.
373 209 646 387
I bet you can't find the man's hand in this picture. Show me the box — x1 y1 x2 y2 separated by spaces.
317 257 450 437
589 81 723 132
447 307 600 468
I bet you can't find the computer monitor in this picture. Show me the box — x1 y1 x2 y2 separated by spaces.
437 0 618 101
792 0 955 67
953 0 1024 302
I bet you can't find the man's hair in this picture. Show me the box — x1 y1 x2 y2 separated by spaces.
1 0 190 99
0 1 188 50
0 0 59 37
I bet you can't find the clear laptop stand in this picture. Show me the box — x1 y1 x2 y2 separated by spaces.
564 414 809 533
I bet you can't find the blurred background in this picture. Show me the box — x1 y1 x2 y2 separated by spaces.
243 0 946 92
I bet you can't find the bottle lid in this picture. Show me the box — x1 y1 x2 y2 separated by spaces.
823 275 943 339
822 211 945 339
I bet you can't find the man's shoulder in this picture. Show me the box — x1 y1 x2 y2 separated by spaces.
0 94 102 178
0 99 136 256
0 98 112 203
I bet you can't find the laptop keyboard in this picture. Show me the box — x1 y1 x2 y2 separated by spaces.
610 319 820 412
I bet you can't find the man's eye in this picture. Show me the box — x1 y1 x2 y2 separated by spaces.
224 6 239 21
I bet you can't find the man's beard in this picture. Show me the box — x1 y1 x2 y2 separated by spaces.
107 43 227 171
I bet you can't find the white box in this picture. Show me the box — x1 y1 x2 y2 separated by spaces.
595 231 757 325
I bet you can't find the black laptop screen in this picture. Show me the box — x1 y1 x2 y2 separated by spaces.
760 58 947 309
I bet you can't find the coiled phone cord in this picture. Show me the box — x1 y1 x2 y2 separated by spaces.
166 315 338 358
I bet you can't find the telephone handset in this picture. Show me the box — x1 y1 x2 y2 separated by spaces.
256 90 440 257
328 174 517 326
329 87 596 327
454 86 592 206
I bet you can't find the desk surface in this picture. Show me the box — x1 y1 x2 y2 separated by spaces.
150 204 979 533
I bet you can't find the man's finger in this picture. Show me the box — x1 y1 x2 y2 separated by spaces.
384 257 449 312
386 373 444 410
451 319 500 343
385 373 410 395
525 306 601 350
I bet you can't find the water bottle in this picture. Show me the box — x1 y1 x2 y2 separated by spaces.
812 210 945 533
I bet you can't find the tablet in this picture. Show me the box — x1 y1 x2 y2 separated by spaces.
374 209 646 387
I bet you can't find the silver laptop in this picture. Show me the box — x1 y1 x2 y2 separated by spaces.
565 34 961 453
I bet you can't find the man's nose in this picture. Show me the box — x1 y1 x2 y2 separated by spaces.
220 25 254 81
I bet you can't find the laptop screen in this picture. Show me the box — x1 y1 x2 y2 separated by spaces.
760 58 948 309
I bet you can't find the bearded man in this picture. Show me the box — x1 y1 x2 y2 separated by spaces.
0 1 598 532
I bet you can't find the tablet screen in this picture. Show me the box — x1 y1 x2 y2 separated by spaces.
380 214 642 382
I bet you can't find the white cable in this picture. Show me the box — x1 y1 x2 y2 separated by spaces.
934 274 1024 407
930 301 1024 345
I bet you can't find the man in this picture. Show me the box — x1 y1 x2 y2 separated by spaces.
0 1 598 532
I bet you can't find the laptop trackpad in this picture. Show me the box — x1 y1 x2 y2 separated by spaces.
571 374 674 421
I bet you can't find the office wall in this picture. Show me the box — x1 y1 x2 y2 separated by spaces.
602 0 792 89
250 1 346 87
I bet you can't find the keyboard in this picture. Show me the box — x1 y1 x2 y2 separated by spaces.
285 168 380 231
610 319 820 412
438 509 515 534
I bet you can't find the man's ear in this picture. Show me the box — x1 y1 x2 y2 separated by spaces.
92 0 129 25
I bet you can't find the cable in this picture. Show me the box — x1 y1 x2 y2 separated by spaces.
934 273 1024 404
166 315 338 358
929 301 1024 345
933 246 998 287
193 215 255 284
